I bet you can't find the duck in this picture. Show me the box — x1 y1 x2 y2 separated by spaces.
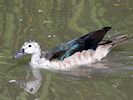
13 27 128 70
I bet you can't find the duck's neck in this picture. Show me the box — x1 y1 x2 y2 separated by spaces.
31 52 41 63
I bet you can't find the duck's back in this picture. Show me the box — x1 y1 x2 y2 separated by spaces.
45 27 111 60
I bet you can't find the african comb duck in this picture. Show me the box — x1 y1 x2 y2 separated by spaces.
13 27 128 70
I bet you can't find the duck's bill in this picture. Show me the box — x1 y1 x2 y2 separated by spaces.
13 49 25 59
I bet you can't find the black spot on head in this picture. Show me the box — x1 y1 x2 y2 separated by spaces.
28 45 32 47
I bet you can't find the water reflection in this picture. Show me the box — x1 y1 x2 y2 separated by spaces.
9 67 42 94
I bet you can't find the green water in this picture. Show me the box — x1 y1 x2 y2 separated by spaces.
0 0 133 100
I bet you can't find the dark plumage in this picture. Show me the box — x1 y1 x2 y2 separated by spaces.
45 27 111 60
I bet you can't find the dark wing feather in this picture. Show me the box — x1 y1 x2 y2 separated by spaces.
99 40 112 45
45 27 111 60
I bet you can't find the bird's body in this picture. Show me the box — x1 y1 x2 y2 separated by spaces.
13 27 128 70
45 27 111 60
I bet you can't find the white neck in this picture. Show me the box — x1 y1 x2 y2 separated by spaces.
31 46 42 64
31 53 41 62
29 48 53 69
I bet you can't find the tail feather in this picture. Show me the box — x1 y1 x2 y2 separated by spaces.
94 34 128 61
111 35 128 47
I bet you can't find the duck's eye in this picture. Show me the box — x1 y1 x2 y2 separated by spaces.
28 45 32 47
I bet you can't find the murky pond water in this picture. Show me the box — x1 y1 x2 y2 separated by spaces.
0 0 133 100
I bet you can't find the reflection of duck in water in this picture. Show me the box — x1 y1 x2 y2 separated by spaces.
13 27 128 70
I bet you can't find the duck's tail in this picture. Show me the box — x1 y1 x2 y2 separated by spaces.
111 35 128 47
94 35 128 61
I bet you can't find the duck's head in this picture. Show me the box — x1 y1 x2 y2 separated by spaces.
13 41 41 59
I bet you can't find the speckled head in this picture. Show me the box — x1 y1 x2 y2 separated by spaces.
13 41 41 59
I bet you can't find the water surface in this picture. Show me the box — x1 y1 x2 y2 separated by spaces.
0 0 133 100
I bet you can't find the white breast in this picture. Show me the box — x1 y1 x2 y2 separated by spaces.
47 50 96 70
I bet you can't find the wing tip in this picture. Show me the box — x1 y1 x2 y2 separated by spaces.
102 27 111 32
